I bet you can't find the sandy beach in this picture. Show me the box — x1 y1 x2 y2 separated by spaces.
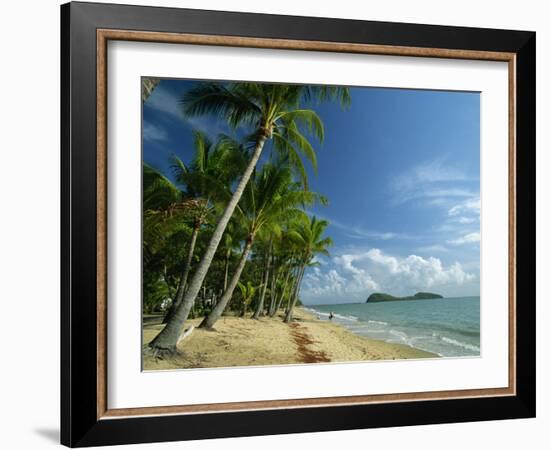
143 307 437 370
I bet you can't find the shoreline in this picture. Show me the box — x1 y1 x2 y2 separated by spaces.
143 307 438 370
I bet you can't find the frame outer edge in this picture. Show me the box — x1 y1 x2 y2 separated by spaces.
70 1 535 52
514 32 536 415
60 2 72 447
61 2 536 446
63 2 103 447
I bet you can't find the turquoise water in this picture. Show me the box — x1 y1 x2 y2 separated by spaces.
305 297 480 358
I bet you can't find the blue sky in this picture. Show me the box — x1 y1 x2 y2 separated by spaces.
143 79 480 305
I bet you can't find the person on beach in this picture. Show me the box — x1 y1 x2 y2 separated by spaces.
329 311 334 320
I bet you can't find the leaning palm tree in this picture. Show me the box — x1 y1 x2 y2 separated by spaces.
199 163 323 329
284 215 332 323
150 82 349 353
162 132 245 324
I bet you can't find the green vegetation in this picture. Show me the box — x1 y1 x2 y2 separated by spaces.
142 77 160 102
144 81 350 356
366 292 443 303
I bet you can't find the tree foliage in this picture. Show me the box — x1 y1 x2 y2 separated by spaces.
144 80 350 353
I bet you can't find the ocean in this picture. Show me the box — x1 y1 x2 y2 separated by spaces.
305 296 480 358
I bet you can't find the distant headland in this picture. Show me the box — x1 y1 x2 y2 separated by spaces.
366 292 443 303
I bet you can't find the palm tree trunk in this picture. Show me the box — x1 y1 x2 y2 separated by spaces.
149 136 267 352
162 221 200 324
223 250 230 291
199 238 254 329
284 264 306 323
270 266 290 317
162 265 174 297
285 266 300 314
252 240 272 319
267 265 279 316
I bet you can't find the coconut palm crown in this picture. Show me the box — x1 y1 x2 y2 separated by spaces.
180 82 350 187
284 214 333 322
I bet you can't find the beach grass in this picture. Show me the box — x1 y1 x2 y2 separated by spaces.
143 307 437 370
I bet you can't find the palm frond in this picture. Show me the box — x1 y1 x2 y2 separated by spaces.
192 130 213 173
279 121 319 173
277 109 324 142
180 82 262 129
272 132 309 189
169 155 189 184
143 164 182 211
301 85 351 109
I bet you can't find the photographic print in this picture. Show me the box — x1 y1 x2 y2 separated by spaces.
142 78 481 370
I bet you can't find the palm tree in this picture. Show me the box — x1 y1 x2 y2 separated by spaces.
250 232 273 320
218 222 241 293
237 281 261 317
150 83 349 353
257 225 292 319
284 215 332 323
267 233 297 317
143 164 195 311
143 162 189 211
162 132 245 324
142 77 160 102
199 163 322 329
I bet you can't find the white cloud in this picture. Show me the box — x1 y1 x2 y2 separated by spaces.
415 244 449 253
424 189 475 198
448 197 480 216
314 213 411 241
301 248 476 303
143 122 168 142
364 249 474 287
447 232 480 245
392 159 470 191
430 197 479 236
390 159 477 205
184 115 229 136
340 226 402 241
303 267 377 300
457 216 476 224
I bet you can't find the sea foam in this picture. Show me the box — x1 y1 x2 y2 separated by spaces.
440 336 480 352
306 307 358 322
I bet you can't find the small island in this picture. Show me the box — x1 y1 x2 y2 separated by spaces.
366 292 443 303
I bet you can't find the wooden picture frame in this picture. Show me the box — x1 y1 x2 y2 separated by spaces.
61 1 535 447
